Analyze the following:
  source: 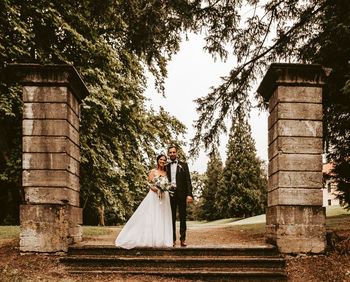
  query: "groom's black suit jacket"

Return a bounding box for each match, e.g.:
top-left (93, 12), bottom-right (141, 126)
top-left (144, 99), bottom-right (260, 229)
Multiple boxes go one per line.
top-left (165, 161), bottom-right (193, 199)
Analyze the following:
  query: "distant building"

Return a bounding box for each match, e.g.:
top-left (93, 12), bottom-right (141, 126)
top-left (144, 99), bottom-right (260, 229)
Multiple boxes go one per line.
top-left (322, 162), bottom-right (343, 207)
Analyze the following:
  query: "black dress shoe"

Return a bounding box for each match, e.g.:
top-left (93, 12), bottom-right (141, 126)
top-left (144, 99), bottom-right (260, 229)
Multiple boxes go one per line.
top-left (180, 240), bottom-right (187, 247)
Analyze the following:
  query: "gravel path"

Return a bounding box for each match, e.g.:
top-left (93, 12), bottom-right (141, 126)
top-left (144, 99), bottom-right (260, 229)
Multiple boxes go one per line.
top-left (82, 225), bottom-right (268, 247)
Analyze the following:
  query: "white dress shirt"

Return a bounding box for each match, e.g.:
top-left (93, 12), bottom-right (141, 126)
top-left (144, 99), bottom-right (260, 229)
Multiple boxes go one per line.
top-left (170, 160), bottom-right (178, 187)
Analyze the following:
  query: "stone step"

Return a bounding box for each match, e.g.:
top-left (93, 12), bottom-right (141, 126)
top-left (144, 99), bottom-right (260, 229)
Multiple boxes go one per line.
top-left (67, 268), bottom-right (287, 281)
top-left (67, 244), bottom-right (279, 257)
top-left (61, 255), bottom-right (285, 269)
top-left (62, 245), bottom-right (287, 280)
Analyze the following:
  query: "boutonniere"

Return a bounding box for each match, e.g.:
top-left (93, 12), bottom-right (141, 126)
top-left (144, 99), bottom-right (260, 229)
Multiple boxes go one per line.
top-left (177, 163), bottom-right (184, 171)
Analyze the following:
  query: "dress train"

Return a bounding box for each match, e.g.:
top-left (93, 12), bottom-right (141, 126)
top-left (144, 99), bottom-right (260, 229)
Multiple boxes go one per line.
top-left (115, 179), bottom-right (173, 249)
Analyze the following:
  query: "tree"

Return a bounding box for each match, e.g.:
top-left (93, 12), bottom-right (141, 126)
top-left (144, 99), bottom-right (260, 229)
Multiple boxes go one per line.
top-left (215, 112), bottom-right (267, 218)
top-left (186, 170), bottom-right (206, 221)
top-left (306, 1), bottom-right (350, 209)
top-left (1, 0), bottom-right (349, 224)
top-left (0, 0), bottom-right (197, 224)
top-left (199, 148), bottom-right (223, 220)
top-left (0, 83), bottom-right (22, 224)
top-left (188, 0), bottom-right (350, 208)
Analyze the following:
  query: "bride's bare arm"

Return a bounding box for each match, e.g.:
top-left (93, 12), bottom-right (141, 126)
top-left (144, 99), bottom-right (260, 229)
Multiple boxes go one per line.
top-left (148, 170), bottom-right (158, 192)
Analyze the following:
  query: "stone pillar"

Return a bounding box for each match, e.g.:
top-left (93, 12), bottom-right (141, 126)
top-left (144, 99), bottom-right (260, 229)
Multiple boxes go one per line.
top-left (5, 64), bottom-right (89, 252)
top-left (257, 63), bottom-right (326, 254)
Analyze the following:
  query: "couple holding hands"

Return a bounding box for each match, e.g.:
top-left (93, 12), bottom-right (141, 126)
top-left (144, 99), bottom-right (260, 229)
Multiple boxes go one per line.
top-left (115, 146), bottom-right (193, 249)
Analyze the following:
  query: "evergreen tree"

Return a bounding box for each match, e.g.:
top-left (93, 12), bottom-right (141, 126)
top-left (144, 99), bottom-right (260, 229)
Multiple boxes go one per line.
top-left (188, 0), bottom-right (350, 208)
top-left (215, 112), bottom-right (266, 219)
top-left (304, 1), bottom-right (350, 209)
top-left (186, 170), bottom-right (205, 221)
top-left (199, 148), bottom-right (223, 220)
top-left (1, 0), bottom-right (349, 222)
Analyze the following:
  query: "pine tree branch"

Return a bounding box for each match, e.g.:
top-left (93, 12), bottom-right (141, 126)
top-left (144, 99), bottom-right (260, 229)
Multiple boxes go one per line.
top-left (190, 1), bottom-right (329, 156)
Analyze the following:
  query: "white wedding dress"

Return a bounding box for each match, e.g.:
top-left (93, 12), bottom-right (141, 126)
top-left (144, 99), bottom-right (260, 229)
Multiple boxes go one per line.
top-left (115, 175), bottom-right (173, 249)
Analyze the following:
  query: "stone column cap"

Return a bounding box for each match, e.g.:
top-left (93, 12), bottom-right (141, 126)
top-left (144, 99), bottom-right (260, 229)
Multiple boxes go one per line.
top-left (257, 63), bottom-right (327, 102)
top-left (2, 63), bottom-right (89, 102)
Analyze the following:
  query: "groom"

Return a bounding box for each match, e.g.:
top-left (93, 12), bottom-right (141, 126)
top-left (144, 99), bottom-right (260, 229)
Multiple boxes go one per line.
top-left (165, 145), bottom-right (193, 247)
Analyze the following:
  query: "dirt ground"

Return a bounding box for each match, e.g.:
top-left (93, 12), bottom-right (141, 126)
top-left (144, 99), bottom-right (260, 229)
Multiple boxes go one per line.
top-left (1, 226), bottom-right (350, 281)
top-left (84, 226), bottom-right (267, 246)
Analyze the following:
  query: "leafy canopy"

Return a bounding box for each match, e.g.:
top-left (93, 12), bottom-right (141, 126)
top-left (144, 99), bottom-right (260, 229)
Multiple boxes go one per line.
top-left (0, 0), bottom-right (197, 224)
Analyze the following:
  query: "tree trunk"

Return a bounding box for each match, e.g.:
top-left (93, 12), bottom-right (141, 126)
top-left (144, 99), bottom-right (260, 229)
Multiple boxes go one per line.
top-left (98, 204), bottom-right (105, 226)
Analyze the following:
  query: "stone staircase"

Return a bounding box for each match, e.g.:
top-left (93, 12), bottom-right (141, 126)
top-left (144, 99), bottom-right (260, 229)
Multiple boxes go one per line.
top-left (60, 244), bottom-right (287, 281)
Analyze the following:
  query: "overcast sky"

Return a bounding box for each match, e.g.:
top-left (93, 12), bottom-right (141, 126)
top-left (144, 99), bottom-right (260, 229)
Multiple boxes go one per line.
top-left (145, 32), bottom-right (268, 174)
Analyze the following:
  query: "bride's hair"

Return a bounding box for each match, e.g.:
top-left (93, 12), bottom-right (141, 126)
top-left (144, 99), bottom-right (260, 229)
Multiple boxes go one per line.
top-left (156, 154), bottom-right (167, 170)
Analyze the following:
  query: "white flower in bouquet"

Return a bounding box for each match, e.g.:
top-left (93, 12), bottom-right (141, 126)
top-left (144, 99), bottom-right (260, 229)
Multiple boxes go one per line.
top-left (148, 175), bottom-right (174, 199)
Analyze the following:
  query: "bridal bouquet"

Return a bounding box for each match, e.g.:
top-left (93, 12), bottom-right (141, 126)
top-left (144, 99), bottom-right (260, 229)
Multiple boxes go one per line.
top-left (148, 176), bottom-right (174, 199)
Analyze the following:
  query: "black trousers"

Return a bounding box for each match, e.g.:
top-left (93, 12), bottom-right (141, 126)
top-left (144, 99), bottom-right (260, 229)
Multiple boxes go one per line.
top-left (170, 194), bottom-right (187, 241)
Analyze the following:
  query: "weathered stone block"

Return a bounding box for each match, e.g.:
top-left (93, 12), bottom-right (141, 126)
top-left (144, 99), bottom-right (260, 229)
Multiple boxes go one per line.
top-left (24, 187), bottom-right (80, 206)
top-left (268, 86), bottom-right (322, 112)
top-left (23, 103), bottom-right (79, 130)
top-left (23, 120), bottom-right (79, 145)
top-left (23, 86), bottom-right (80, 115)
top-left (266, 205), bottom-right (326, 225)
top-left (23, 153), bottom-right (79, 175)
top-left (275, 236), bottom-right (326, 254)
top-left (23, 136), bottom-right (80, 160)
top-left (23, 86), bottom-right (68, 103)
top-left (66, 206), bottom-right (83, 243)
top-left (268, 137), bottom-right (322, 160)
top-left (266, 205), bottom-right (326, 253)
top-left (268, 103), bottom-right (322, 129)
top-left (265, 224), bottom-right (276, 237)
top-left (69, 226), bottom-right (83, 243)
top-left (276, 224), bottom-right (325, 237)
top-left (67, 90), bottom-right (80, 116)
top-left (268, 188), bottom-right (323, 206)
top-left (268, 120), bottom-right (322, 145)
top-left (266, 223), bottom-right (325, 239)
top-left (23, 170), bottom-right (79, 190)
top-left (20, 204), bottom-right (69, 252)
top-left (8, 64), bottom-right (89, 100)
top-left (67, 205), bottom-right (83, 225)
top-left (20, 204), bottom-right (83, 251)
top-left (268, 154), bottom-right (322, 176)
top-left (268, 171), bottom-right (323, 191)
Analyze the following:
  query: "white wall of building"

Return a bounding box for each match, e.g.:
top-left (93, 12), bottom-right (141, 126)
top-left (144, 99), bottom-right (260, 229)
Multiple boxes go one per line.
top-left (323, 179), bottom-right (341, 207)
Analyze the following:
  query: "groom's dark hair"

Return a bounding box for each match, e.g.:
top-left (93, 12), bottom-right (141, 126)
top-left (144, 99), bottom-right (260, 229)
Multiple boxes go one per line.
top-left (167, 145), bottom-right (177, 152)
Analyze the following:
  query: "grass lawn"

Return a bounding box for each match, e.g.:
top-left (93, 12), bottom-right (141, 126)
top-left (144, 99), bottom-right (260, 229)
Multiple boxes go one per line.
top-left (326, 205), bottom-right (350, 231)
top-left (187, 214), bottom-right (267, 234)
top-left (186, 205), bottom-right (350, 234)
top-left (0, 225), bottom-right (113, 239)
top-left (187, 217), bottom-right (241, 226)
top-left (0, 226), bottom-right (19, 239)
top-left (82, 225), bottom-right (114, 236)
top-left (1, 205), bottom-right (349, 239)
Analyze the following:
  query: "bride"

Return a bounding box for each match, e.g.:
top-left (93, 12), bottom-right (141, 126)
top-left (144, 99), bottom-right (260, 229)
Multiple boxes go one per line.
top-left (115, 154), bottom-right (173, 249)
